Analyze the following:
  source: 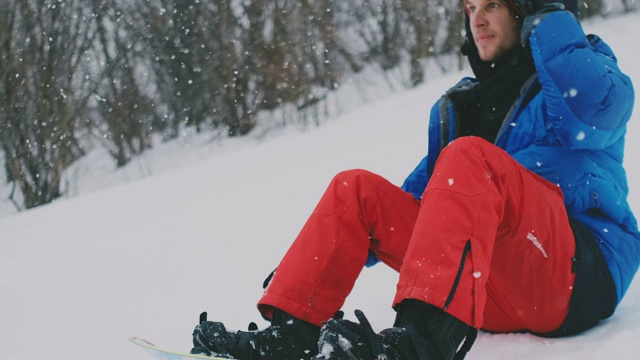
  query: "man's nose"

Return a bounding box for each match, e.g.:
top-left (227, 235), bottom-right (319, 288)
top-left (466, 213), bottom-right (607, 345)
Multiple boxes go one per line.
top-left (470, 10), bottom-right (488, 27)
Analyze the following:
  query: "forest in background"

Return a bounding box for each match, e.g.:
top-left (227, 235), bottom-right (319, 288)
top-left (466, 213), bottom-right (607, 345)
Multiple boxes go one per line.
top-left (0, 0), bottom-right (633, 211)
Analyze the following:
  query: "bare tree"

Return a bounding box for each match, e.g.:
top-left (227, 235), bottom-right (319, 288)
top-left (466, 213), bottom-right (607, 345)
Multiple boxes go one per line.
top-left (440, 0), bottom-right (467, 71)
top-left (0, 0), bottom-right (525, 212)
top-left (0, 0), bottom-right (94, 209)
top-left (90, 0), bottom-right (154, 167)
top-left (619, 0), bottom-right (639, 12)
top-left (580, 0), bottom-right (606, 17)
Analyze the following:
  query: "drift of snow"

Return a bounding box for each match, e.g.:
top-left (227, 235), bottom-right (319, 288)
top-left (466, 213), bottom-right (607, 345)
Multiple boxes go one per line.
top-left (1, 11), bottom-right (640, 360)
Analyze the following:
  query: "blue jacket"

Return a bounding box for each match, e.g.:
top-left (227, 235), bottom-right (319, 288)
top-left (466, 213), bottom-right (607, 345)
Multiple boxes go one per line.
top-left (401, 11), bottom-right (639, 304)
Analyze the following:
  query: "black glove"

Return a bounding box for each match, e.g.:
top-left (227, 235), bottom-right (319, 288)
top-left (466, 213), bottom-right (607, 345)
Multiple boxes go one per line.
top-left (191, 320), bottom-right (235, 358)
top-left (521, 1), bottom-right (566, 52)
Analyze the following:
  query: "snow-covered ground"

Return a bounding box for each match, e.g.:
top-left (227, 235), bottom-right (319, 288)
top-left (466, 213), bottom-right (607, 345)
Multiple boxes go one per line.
top-left (1, 11), bottom-right (640, 360)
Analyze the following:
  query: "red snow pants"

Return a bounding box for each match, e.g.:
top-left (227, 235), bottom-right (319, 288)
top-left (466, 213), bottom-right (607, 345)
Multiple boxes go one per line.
top-left (258, 137), bottom-right (576, 333)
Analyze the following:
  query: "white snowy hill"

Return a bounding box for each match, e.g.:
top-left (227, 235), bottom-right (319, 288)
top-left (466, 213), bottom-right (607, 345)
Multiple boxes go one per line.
top-left (1, 11), bottom-right (640, 360)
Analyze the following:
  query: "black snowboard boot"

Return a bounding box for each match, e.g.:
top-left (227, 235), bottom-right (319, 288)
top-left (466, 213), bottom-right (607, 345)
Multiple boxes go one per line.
top-left (316, 300), bottom-right (477, 360)
top-left (191, 309), bottom-right (321, 359)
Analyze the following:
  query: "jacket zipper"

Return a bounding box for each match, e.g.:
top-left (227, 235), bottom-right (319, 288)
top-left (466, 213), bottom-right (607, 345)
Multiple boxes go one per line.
top-left (495, 74), bottom-right (540, 147)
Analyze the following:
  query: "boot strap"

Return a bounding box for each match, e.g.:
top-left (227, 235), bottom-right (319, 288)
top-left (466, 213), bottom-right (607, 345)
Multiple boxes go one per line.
top-left (453, 327), bottom-right (478, 360)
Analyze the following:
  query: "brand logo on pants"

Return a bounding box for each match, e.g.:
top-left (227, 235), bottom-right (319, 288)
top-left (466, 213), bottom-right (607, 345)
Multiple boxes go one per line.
top-left (527, 232), bottom-right (548, 258)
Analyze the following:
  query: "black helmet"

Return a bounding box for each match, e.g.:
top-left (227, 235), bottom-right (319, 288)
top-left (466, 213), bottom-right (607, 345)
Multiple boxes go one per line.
top-left (507, 0), bottom-right (580, 19)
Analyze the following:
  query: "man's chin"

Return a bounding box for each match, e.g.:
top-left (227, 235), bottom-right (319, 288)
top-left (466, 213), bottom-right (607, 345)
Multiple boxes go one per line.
top-left (478, 50), bottom-right (498, 62)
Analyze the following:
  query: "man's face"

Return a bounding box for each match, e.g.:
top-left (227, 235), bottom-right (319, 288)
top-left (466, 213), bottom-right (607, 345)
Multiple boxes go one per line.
top-left (464, 0), bottom-right (521, 61)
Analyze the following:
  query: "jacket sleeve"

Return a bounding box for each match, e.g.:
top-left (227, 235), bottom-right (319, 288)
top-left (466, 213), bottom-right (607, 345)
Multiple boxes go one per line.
top-left (528, 11), bottom-right (635, 149)
top-left (401, 155), bottom-right (429, 199)
top-left (401, 98), bottom-right (446, 199)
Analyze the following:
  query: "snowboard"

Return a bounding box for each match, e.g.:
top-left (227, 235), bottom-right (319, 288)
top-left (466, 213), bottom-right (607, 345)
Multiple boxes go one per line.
top-left (129, 336), bottom-right (233, 360)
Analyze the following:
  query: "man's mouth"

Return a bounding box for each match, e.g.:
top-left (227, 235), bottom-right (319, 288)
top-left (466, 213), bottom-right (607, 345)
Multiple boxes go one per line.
top-left (475, 34), bottom-right (495, 44)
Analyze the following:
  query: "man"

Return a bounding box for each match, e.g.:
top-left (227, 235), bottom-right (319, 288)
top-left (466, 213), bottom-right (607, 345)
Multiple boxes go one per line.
top-left (190, 0), bottom-right (638, 359)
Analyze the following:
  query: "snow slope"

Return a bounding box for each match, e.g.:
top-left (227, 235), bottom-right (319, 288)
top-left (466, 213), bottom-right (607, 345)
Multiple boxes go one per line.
top-left (1, 11), bottom-right (640, 360)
